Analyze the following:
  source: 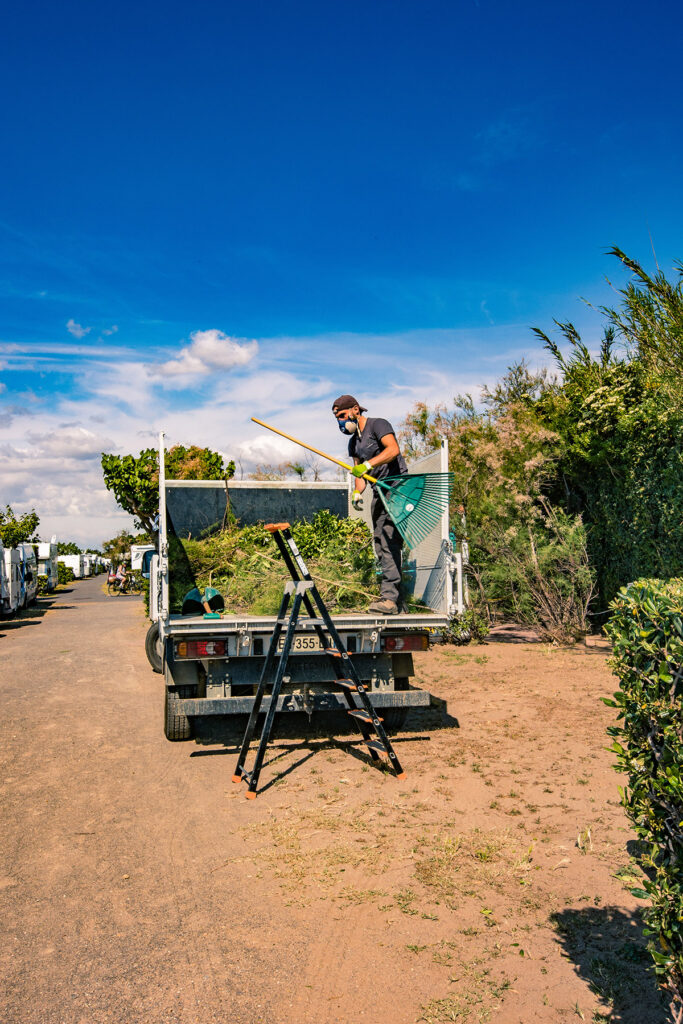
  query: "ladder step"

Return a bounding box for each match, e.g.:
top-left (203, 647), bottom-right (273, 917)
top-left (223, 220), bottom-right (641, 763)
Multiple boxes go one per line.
top-left (364, 740), bottom-right (388, 754)
top-left (348, 709), bottom-right (383, 724)
top-left (335, 678), bottom-right (358, 692)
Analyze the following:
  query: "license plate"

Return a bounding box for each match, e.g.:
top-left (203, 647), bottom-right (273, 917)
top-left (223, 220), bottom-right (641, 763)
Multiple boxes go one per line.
top-left (277, 634), bottom-right (326, 652)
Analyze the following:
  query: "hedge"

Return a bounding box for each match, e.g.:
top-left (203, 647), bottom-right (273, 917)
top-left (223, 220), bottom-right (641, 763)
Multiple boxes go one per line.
top-left (56, 563), bottom-right (75, 585)
top-left (605, 578), bottom-right (683, 1020)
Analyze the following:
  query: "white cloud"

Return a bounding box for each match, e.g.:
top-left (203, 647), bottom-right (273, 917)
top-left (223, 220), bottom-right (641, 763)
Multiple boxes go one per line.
top-left (25, 425), bottom-right (115, 460)
top-left (0, 322), bottom-right (563, 547)
top-left (102, 325), bottom-right (118, 336)
top-left (66, 318), bottom-right (91, 339)
top-left (150, 329), bottom-right (258, 379)
top-left (0, 381), bottom-right (5, 394)
top-left (235, 433), bottom-right (303, 468)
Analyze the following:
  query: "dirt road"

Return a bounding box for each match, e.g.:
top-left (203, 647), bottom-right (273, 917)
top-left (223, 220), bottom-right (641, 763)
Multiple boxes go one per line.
top-left (0, 580), bottom-right (667, 1023)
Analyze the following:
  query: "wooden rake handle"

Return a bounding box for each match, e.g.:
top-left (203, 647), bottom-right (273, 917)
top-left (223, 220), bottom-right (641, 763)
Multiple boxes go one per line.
top-left (250, 417), bottom-right (379, 484)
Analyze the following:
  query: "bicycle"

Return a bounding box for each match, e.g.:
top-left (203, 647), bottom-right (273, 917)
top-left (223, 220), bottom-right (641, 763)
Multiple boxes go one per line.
top-left (107, 572), bottom-right (142, 596)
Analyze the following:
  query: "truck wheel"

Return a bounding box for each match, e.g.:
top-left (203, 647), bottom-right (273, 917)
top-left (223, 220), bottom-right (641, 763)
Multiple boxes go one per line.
top-left (381, 707), bottom-right (408, 733)
top-left (145, 621), bottom-right (163, 673)
top-left (164, 685), bottom-right (195, 741)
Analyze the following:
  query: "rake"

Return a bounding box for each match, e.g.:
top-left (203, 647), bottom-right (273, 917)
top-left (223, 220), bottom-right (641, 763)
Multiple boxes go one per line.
top-left (251, 417), bottom-right (453, 550)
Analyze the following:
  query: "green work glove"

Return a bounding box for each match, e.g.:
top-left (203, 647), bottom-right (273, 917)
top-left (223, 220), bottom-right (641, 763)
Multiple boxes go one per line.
top-left (351, 490), bottom-right (363, 510)
top-left (351, 461), bottom-right (372, 478)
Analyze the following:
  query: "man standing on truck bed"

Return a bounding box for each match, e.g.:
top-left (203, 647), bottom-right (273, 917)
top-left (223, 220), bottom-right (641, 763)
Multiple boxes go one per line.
top-left (332, 394), bottom-right (408, 615)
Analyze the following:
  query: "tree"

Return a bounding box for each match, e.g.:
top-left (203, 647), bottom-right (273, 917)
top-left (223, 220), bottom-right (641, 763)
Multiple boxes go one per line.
top-left (57, 541), bottom-right (82, 555)
top-left (0, 505), bottom-right (40, 548)
top-left (248, 463), bottom-right (289, 480)
top-left (101, 444), bottom-right (234, 537)
top-left (165, 444), bottom-right (235, 481)
top-left (531, 250), bottom-right (683, 607)
top-left (101, 530), bottom-right (137, 563)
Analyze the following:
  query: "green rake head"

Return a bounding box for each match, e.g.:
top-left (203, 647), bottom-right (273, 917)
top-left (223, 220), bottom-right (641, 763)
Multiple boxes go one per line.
top-left (376, 472), bottom-right (454, 549)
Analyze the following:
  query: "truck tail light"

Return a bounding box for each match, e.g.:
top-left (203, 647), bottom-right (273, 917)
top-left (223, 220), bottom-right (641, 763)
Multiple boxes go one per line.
top-left (175, 639), bottom-right (226, 659)
top-left (381, 633), bottom-right (429, 652)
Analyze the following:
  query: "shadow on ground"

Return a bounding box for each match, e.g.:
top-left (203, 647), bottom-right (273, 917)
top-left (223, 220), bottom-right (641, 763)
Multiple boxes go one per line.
top-left (192, 700), bottom-right (457, 749)
top-left (483, 624), bottom-right (612, 656)
top-left (549, 905), bottom-right (667, 1023)
top-left (189, 704), bottom-right (458, 789)
top-left (486, 623), bottom-right (542, 644)
top-left (0, 593), bottom-right (76, 631)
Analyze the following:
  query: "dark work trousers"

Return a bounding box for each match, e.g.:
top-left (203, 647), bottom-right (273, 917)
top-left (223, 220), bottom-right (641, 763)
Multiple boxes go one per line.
top-left (371, 490), bottom-right (403, 603)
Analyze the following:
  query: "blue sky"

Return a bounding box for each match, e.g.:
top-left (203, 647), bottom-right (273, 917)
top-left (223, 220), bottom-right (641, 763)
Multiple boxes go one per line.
top-left (1, 0), bottom-right (682, 546)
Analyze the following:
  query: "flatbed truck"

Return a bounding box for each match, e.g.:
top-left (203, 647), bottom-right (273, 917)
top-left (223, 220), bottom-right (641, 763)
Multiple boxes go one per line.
top-left (153, 433), bottom-right (463, 740)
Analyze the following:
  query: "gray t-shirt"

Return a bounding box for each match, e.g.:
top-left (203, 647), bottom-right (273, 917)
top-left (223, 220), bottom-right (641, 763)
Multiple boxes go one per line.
top-left (348, 417), bottom-right (407, 480)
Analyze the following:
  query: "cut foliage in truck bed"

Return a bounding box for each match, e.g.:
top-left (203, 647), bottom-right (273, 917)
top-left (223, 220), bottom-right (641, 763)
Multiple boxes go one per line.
top-left (168, 510), bottom-right (386, 616)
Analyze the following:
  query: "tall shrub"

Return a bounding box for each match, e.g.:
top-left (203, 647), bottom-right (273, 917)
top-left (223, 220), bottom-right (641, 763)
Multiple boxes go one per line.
top-left (534, 250), bottom-right (683, 609)
top-left (605, 578), bottom-right (683, 1021)
top-left (400, 391), bottom-right (594, 641)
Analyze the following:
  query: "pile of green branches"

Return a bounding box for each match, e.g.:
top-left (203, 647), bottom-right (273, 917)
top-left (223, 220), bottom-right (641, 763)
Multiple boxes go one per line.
top-left (605, 578), bottom-right (683, 1022)
top-left (170, 510), bottom-right (381, 615)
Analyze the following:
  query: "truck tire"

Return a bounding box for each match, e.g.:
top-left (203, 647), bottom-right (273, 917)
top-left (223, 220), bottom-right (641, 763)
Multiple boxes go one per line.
top-left (145, 621), bottom-right (163, 673)
top-left (164, 685), bottom-right (195, 741)
top-left (164, 659), bottom-right (199, 741)
top-left (381, 707), bottom-right (408, 733)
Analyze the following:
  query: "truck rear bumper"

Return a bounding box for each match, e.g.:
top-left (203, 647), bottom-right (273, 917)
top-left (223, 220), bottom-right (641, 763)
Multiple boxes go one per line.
top-left (178, 687), bottom-right (432, 716)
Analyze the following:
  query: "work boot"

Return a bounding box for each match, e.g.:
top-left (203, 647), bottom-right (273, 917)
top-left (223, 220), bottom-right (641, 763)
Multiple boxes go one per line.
top-left (368, 598), bottom-right (398, 614)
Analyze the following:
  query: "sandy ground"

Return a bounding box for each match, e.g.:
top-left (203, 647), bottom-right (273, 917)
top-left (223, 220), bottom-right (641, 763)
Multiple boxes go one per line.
top-left (0, 579), bottom-right (668, 1024)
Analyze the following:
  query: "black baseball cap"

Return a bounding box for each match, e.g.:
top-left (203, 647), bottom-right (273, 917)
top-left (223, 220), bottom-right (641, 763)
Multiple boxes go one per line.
top-left (332, 394), bottom-right (367, 413)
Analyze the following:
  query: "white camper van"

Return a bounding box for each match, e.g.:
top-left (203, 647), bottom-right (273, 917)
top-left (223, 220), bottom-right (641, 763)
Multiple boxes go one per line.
top-left (17, 543), bottom-right (38, 607)
top-left (37, 539), bottom-right (59, 592)
top-left (0, 540), bottom-right (10, 616)
top-left (58, 553), bottom-right (85, 578)
top-left (1, 544), bottom-right (37, 613)
top-left (131, 544), bottom-right (155, 571)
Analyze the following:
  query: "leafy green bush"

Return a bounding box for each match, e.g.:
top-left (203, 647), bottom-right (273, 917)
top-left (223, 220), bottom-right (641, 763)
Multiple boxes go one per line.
top-left (604, 578), bottom-right (683, 1019)
top-left (37, 574), bottom-right (49, 595)
top-left (57, 563), bottom-right (75, 585)
top-left (441, 608), bottom-right (490, 645)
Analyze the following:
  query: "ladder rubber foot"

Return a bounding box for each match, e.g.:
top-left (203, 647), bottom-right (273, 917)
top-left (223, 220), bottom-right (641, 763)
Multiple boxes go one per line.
top-left (396, 772), bottom-right (407, 779)
top-left (245, 791), bottom-right (257, 800)
top-left (231, 774), bottom-right (243, 784)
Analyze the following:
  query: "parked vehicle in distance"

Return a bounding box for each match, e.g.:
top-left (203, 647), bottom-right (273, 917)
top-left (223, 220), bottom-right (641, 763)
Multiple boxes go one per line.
top-left (18, 543), bottom-right (38, 607)
top-left (1, 544), bottom-right (38, 614)
top-left (58, 553), bottom-right (85, 578)
top-left (131, 544), bottom-right (155, 572)
top-left (36, 539), bottom-right (59, 592)
top-left (2, 546), bottom-right (22, 615)
top-left (0, 539), bottom-right (10, 615)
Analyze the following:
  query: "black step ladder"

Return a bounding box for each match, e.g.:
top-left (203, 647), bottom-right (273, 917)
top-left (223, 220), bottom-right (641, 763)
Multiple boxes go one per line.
top-left (232, 523), bottom-right (406, 799)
